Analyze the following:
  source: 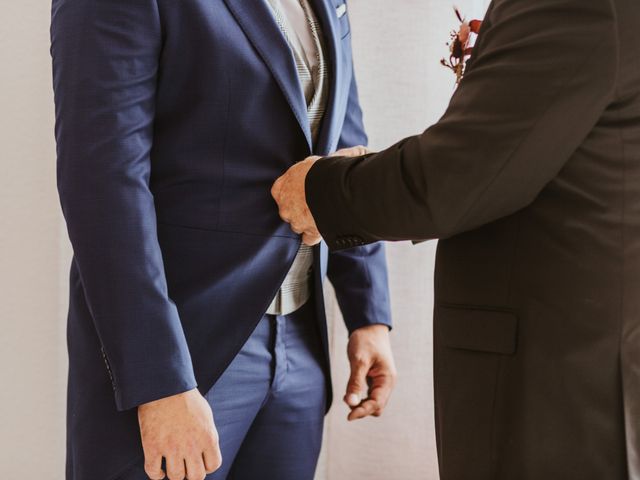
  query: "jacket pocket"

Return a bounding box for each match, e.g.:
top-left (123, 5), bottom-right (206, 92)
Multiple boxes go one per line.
top-left (434, 305), bottom-right (518, 479)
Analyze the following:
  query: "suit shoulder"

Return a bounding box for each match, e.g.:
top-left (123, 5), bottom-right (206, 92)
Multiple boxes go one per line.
top-left (488, 0), bottom-right (615, 21)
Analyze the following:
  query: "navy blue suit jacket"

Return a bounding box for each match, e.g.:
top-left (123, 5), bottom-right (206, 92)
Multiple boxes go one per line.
top-left (51, 0), bottom-right (391, 478)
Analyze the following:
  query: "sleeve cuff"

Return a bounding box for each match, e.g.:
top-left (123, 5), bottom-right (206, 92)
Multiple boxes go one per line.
top-left (306, 155), bottom-right (374, 250)
top-left (112, 359), bottom-right (198, 411)
top-left (346, 319), bottom-right (393, 335)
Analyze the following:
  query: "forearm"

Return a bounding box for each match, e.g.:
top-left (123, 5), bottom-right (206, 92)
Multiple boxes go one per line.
top-left (52, 0), bottom-right (196, 410)
top-left (327, 242), bottom-right (392, 333)
top-left (306, 0), bottom-right (618, 248)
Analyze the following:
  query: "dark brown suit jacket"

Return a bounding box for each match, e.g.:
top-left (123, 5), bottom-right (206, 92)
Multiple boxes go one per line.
top-left (306, 0), bottom-right (640, 478)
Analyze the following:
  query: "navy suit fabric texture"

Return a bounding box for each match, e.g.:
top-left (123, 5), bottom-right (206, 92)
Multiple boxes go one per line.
top-left (50, 0), bottom-right (391, 479)
top-left (118, 301), bottom-right (327, 480)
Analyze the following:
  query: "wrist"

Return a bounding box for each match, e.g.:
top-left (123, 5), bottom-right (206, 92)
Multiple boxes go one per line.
top-left (351, 323), bottom-right (391, 336)
top-left (138, 387), bottom-right (198, 412)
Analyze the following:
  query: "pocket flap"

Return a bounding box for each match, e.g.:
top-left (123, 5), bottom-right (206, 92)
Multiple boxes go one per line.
top-left (438, 306), bottom-right (518, 355)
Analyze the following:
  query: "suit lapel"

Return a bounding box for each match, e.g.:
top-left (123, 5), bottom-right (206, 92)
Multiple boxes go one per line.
top-left (223, 0), bottom-right (313, 150)
top-left (464, 1), bottom-right (495, 73)
top-left (309, 0), bottom-right (344, 155)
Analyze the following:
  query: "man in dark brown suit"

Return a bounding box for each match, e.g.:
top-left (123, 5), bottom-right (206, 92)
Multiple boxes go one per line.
top-left (272, 0), bottom-right (640, 478)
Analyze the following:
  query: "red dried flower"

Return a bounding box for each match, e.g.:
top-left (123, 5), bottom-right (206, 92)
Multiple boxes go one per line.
top-left (441, 7), bottom-right (483, 84)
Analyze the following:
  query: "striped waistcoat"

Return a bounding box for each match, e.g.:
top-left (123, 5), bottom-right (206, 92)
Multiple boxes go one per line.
top-left (266, 0), bottom-right (329, 315)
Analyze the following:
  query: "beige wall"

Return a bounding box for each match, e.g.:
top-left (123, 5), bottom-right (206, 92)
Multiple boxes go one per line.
top-left (318, 2), bottom-right (487, 478)
top-left (0, 0), bottom-right (68, 475)
top-left (0, 0), bottom-right (485, 477)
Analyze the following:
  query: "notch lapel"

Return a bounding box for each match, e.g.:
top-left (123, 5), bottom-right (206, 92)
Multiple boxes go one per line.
top-left (310, 0), bottom-right (344, 155)
top-left (223, 0), bottom-right (312, 150)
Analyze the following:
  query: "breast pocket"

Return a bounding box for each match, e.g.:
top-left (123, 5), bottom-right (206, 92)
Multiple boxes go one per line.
top-left (333, 1), bottom-right (350, 39)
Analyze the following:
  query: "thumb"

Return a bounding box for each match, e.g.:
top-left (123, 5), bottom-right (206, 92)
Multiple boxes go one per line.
top-left (345, 359), bottom-right (370, 407)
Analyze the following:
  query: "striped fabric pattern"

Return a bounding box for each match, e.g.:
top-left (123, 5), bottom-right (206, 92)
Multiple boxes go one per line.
top-left (266, 0), bottom-right (329, 316)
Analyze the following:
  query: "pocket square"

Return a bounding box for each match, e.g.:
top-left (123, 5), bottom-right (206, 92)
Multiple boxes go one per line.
top-left (336, 3), bottom-right (347, 18)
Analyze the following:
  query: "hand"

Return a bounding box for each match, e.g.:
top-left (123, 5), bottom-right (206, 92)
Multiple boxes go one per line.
top-left (344, 324), bottom-right (397, 421)
top-left (271, 155), bottom-right (322, 245)
top-left (271, 146), bottom-right (371, 246)
top-left (332, 145), bottom-right (371, 158)
top-left (138, 388), bottom-right (222, 480)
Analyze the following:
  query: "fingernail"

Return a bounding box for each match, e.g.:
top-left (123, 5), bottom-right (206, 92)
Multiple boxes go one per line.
top-left (347, 393), bottom-right (360, 406)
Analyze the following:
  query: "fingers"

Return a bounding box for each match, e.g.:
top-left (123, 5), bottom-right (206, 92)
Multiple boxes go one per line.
top-left (143, 451), bottom-right (165, 480)
top-left (203, 444), bottom-right (223, 475)
top-left (302, 231), bottom-right (322, 246)
top-left (287, 221), bottom-right (321, 244)
top-left (347, 398), bottom-right (380, 421)
top-left (271, 160), bottom-right (322, 240)
top-left (202, 407), bottom-right (222, 475)
top-left (270, 176), bottom-right (283, 202)
top-left (185, 453), bottom-right (207, 480)
top-left (367, 373), bottom-right (395, 415)
top-left (343, 325), bottom-right (397, 422)
top-left (166, 455), bottom-right (186, 480)
top-left (346, 380), bottom-right (387, 421)
top-left (281, 209), bottom-right (322, 244)
top-left (347, 372), bottom-right (396, 421)
top-left (146, 451), bottom-right (219, 480)
top-left (138, 389), bottom-right (223, 480)
top-left (345, 356), bottom-right (370, 408)
top-left (345, 353), bottom-right (397, 421)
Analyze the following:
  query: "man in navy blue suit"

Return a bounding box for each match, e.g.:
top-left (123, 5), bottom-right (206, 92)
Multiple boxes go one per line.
top-left (51, 0), bottom-right (394, 479)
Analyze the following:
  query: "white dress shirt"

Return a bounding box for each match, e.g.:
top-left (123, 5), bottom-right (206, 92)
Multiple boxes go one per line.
top-left (270, 0), bottom-right (320, 72)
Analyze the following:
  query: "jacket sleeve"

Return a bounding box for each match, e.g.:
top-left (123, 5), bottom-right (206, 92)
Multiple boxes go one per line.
top-left (306, 0), bottom-right (618, 248)
top-left (51, 0), bottom-right (197, 411)
top-left (327, 61), bottom-right (392, 332)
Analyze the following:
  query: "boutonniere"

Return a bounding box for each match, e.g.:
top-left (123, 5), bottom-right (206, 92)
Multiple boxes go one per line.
top-left (441, 7), bottom-right (483, 84)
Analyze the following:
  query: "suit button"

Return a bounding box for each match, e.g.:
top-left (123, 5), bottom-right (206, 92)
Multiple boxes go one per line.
top-left (100, 346), bottom-right (116, 391)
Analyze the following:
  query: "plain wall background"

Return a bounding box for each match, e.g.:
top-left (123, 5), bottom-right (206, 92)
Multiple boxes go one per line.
top-left (0, 0), bottom-right (487, 477)
top-left (318, 2), bottom-right (487, 478)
